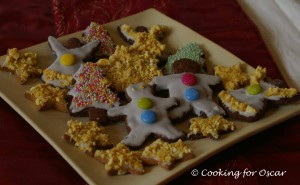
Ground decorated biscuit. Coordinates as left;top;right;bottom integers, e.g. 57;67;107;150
82;22;116;57
218;66;300;122
63;120;113;155
107;82;184;148
94;143;144;175
150;73;225;121
1;48;43;84
25;83;68;112
165;42;206;74
188;115;236;140
64;38;82;49
68;62;120;124
97;24;166;92
141;139;195;170
214;63;250;90
118;24;166;46
41;36;99;88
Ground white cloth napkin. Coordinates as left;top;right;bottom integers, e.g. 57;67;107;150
237;0;300;90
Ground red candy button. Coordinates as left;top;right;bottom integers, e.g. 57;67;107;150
181;73;197;86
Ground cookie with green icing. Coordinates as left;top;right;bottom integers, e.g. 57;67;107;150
165;43;206;74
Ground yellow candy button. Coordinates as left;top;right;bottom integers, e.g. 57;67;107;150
60;53;76;66
137;97;153;109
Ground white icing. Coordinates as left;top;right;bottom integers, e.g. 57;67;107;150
266;95;283;101
150;73;225;119
223;81;278;117
41;36;99;88
107;82;183;147
119;25;135;43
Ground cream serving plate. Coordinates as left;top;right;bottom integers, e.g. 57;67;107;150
1;8;300;185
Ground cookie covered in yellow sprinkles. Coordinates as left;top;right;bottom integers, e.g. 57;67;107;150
97;24;167;92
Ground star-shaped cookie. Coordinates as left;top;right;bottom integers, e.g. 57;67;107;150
141;139;195;170
94;143;144;175
25;83;68;112
188;115;236;140
63;120;113;155
1;48;43;84
41;36;99;88
97;24;167;92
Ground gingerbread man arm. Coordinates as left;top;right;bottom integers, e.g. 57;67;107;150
155;97;178;110
107;105;127;117
70;40;99;59
195;74;220;99
150;74;179;90
48;36;66;54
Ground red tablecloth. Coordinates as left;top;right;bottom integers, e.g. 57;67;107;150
0;0;299;184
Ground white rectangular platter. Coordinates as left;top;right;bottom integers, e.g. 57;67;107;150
1;8;300;185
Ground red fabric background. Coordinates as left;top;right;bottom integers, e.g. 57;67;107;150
0;0;299;184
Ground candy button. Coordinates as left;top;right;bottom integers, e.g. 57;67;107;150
246;84;263;95
137;97;153;109
60;53;76;66
181;73;197;86
141;110;157;124
184;88;200;101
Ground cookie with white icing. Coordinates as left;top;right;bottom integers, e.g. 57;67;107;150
150;73;225;121
107;82;184;148
264;86;300;105
82;22;116;58
68;62;120;125
218;66;300;122
41;36;99;88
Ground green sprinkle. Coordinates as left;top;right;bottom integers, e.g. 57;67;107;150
165;43;205;73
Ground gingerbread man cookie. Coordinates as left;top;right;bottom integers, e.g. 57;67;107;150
150;73;225;120
107;82;184;148
218;66;300;122
42;36;99;88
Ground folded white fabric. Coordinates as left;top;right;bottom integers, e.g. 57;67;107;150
237;0;300;90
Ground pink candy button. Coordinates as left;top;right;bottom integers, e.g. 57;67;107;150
181;73;197;86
